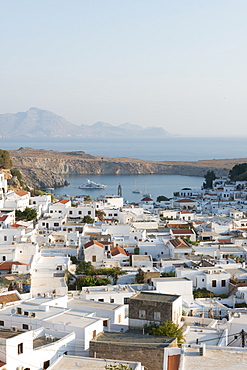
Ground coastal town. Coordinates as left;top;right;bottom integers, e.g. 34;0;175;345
1;162;247;370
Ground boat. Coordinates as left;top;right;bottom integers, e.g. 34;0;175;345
132;189;142;194
78;179;107;189
132;181;142;194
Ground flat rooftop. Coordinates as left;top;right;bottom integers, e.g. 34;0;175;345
68;298;122;311
91;331;175;348
131;292;180;303
183;347;247;369
33;335;60;349
0;328;23;339
49;355;140;370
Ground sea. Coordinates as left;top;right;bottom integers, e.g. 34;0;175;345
1;136;246;202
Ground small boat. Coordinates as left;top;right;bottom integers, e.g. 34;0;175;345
78;179;107;189
132;181;142;194
132;189;142;194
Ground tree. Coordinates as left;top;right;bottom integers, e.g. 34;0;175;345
84;195;92;202
156;195;169;202
107;267;127;285
203;170;216;189
95;209;106;221
74;276;111;289
148;320;184;344
0;149;12;169
82;215;94;224
229;163;247;181
15;207;37;221
75;261;95;275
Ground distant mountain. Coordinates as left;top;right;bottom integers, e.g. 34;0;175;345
0;108;170;138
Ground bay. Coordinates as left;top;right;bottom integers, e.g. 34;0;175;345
53;174;203;202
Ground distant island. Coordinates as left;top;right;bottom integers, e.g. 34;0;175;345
0;107;170;138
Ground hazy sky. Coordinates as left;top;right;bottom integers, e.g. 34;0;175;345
1;0;246;136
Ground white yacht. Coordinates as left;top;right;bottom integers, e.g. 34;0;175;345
78;179;107;189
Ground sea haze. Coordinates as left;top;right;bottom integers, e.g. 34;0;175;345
1;136;247;161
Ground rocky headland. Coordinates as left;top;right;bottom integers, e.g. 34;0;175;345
9;147;247;190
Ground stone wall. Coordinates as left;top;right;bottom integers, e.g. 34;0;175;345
90;341;166;370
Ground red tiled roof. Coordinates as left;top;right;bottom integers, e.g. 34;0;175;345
218;238;232;244
141;197;153;201
167;223;189;229
171;229;194;235
170;238;191;248
111;247;128;256
10;223;27;228
84;240;104;249
0;361;6;367
0;215;8;221
174;199;196;203
59;199;69;204
0;293;20;305
15;190;29;197
180;210;192;214
0;261;28;270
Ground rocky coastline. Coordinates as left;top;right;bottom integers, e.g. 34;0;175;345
9;147;246;190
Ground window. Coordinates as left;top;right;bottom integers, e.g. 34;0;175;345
4;236;7;241
221;280;226;287
114;213;118;217
2;256;6;261
103;320;108;327
110;298;114;303
79;211;82;215
18;342;23;354
0;321;4;326
109;213;112;217
50;210;53;213
17;307;22;314
139;310;146;319
92;255;96;262
98;298;104;302
154;311;161;321
212;280;217;287
202;279;204;282
24;311;29;316
124;297;129;304
88;211;91;215
23;324;28;330
92;330;97;338
42;222;45;226
43;360;50;369
69;211;72;215
54;222;59;227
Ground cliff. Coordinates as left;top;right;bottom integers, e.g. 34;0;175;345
9;147;246;190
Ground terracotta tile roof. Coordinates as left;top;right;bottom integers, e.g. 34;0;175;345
84;240;104;249
10;223;27;228
141;197;153;202
0;361;6;367
111;247;128;256
174;199;196;203
180;210;192;214
218;238;232;244
167;223;189;229
15;190;29;197
0;293;20;305
170;238;191;248
0;215;8;221
171;229;194;235
0;261;28;270
59;199;69;204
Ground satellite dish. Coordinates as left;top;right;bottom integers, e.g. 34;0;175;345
11;308;16;314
